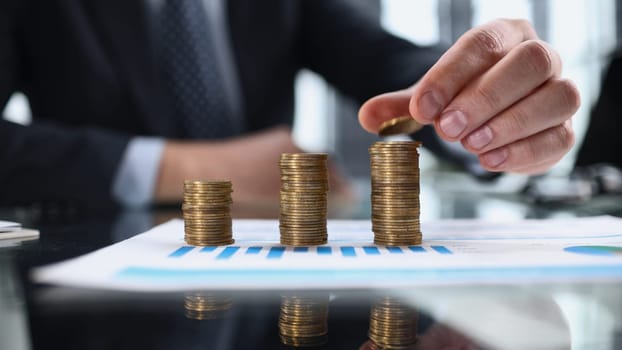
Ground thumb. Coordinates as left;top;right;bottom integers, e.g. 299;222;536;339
358;88;414;134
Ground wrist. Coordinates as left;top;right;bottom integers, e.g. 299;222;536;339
154;141;188;203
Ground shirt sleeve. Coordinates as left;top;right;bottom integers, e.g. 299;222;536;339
112;137;165;207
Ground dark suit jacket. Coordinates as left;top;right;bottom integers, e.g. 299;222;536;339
0;0;441;209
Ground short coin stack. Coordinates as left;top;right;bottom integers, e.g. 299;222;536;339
279;294;330;347
368;297;418;349
182;180;234;246
369;141;422;246
184;292;233;320
279;153;329;246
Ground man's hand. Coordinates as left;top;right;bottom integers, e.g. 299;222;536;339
359;19;580;174
155;126;352;208
155;126;299;205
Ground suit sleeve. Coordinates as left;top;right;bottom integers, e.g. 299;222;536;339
575;50;622;168
0;2;131;210
299;0;444;102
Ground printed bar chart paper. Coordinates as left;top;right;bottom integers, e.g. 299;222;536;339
32;217;622;291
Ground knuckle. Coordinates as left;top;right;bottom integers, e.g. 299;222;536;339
561;122;576;149
501;18;538;40
504;106;530;134
513;18;536;35
523;138;541;164
521;40;554;77
469;28;505;60
556;79;581;112
513;18;532;28
475;85;503;111
549;123;575;152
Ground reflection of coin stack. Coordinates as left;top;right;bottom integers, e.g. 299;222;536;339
368;297;418;349
184;292;233;320
369;141;422;246
279;294;329;347
279;153;329;246
182;180;234;246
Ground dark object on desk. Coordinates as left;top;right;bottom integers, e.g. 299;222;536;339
522;175;593;204
573;163;622;195
523;163;622;204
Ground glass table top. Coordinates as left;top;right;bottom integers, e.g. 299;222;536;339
2;171;622;350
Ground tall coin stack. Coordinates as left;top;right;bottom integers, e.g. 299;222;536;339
369;141;422;246
368;297;418;349
182;180;234;246
279;294;330;347
279;153;329;246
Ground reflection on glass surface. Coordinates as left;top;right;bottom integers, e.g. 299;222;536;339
1;168;622;349
184;292;233;320
367;296;418;350
279;293;330;347
0;256;30;350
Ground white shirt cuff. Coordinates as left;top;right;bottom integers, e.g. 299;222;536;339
112;137;165;208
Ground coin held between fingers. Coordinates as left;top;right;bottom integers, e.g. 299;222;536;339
378;116;424;136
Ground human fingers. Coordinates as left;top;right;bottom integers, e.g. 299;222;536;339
461;78;579;154
358;340;374;350
409;19;538;124
358;88;413;133
433;39;562;141
478;119;575;173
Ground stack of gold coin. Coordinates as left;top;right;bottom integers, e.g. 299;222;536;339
368;297;418;349
279;294;329;347
279;153;329;246
184;292;233;320
369;141;422;246
182;180;234;246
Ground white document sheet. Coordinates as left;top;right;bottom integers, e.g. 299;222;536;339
32;216;622;291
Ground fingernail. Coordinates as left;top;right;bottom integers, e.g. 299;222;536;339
466;126;493;150
483;148;508;167
439;110;467;138
419;91;441;120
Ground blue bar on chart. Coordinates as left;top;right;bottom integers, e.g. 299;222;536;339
340;246;356;257
317;247;332;255
169;246;194;258
267;246;286;259
431;246;453;255
363;246;380;255
200;246;217;253
246;246;262;255
386;247;403;254
293;247;309;253
216;246;240;260
408;246;426;253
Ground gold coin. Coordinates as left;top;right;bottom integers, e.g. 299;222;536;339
369;141;424;248
182;179;234;247
370;140;423;148
279;153;330;246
